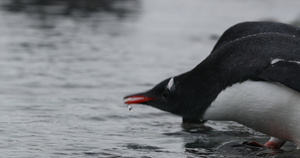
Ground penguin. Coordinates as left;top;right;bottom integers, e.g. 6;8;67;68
185;21;300;127
123;21;300;149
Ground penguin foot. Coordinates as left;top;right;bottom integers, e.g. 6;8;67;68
243;141;265;147
243;137;286;149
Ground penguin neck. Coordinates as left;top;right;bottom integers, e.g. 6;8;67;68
180;67;228;119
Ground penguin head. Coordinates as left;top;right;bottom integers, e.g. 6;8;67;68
124;74;209;119
124;77;184;116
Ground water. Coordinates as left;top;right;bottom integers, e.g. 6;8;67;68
0;0;300;157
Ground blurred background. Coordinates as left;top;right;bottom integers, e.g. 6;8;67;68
0;0;300;157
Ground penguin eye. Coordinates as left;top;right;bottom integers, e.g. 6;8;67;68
162;90;170;99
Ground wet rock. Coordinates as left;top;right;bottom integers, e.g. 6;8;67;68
275;150;300;158
217;141;284;157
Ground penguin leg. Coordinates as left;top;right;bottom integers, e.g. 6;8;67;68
244;137;285;149
181;118;206;130
182;118;206;124
264;137;286;149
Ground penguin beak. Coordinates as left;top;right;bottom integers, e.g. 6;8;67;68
123;94;156;104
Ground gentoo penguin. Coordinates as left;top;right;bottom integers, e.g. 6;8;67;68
186;21;300;127
124;21;300;149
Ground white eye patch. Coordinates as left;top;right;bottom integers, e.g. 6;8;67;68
167;77;175;91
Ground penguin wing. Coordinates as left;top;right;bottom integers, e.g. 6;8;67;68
259;60;300;92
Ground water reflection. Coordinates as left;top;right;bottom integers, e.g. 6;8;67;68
0;0;141;41
0;0;141;99
2;0;140;18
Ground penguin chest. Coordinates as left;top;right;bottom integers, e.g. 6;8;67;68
203;80;300;143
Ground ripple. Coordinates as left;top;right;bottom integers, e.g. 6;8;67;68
86;116;106;122
126;143;161;151
185;139;220;149
84;151;122;157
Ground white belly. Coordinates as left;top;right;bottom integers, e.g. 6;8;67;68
203;80;300;146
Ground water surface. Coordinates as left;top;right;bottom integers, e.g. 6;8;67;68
0;0;300;157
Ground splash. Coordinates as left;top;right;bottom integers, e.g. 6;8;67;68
126;104;134;117
127;105;133;112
